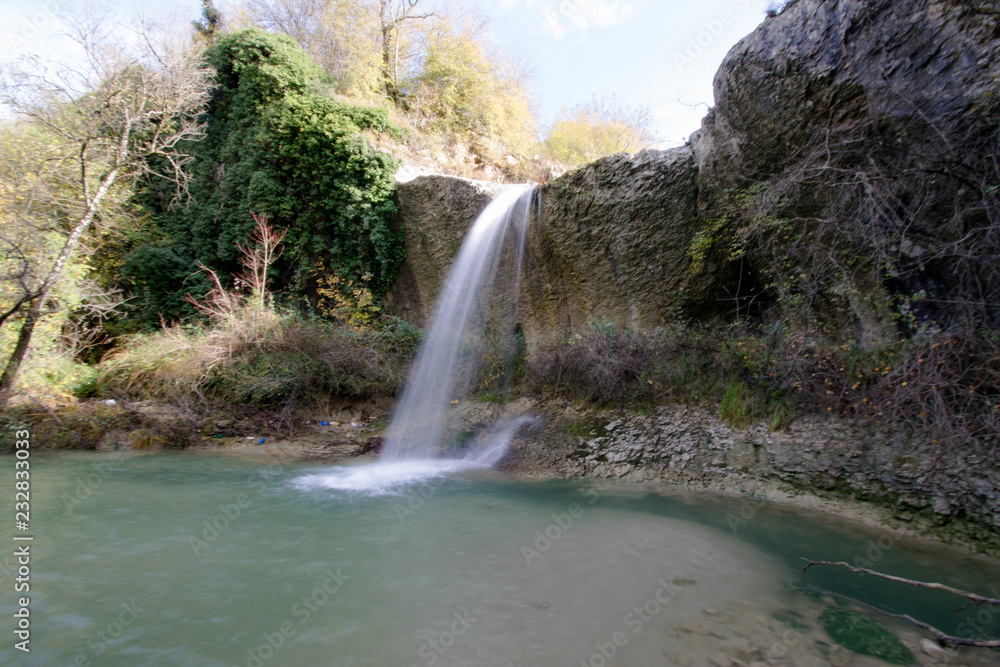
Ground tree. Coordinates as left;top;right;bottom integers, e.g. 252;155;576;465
377;0;432;103
126;29;402;324
193;0;224;42
235;0;431;103
230;0;538;160
0;13;211;409
409;16;536;158
546;95;657;166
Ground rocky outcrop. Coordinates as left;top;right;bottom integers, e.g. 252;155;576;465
478;397;1000;554
382;175;509;328
386;150;705;337
692;0;1000;330
520;147;703;343
694;0;1000;189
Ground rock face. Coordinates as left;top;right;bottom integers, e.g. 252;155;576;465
693;0;1000;330
382;175;509;328
520;147;702;344
695;0;1000;188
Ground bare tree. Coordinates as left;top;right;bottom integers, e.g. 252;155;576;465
0;11;212;409
378;0;432;102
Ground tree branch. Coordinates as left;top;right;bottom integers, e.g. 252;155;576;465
802;559;1000;649
801;559;1000;606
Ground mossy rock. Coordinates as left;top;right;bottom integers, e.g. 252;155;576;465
819;607;915;665
562;414;610;438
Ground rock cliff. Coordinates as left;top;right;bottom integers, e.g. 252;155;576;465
519;147;703;344
382;175;508;328
381;0;1000;549
389;0;1000;336
692;0;1000;333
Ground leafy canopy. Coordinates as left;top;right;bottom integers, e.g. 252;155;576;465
127;29;402;325
546;96;656;166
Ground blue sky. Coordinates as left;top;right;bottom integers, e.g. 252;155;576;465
0;0;774;146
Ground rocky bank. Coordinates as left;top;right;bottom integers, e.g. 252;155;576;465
379;0;1000;551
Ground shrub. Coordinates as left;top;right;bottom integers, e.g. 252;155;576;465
529;320;1000;446
97;312;419;426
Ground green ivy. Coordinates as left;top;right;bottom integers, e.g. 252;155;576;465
126;29;402;324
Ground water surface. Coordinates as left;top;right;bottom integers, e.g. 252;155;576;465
2;451;998;666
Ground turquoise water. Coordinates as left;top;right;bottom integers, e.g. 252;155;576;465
2;451;998;666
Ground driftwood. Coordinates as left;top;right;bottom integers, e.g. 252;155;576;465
802;559;1000;649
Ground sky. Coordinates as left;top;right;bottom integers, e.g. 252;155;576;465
0;0;776;147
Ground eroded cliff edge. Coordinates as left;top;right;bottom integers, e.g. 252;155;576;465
384;0;1000;552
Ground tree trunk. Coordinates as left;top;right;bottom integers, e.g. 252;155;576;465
0;164;120;412
381;23;398;104
0;297;43;409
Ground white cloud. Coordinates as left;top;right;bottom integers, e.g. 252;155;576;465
509;0;635;38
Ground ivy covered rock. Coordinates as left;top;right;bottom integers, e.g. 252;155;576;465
125;29;402;324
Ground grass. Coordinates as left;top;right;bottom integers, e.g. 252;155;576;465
92;308;421;433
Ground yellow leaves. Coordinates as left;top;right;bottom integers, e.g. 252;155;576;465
545;98;655;166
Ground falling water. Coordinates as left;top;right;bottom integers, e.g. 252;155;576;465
295;185;537;494
382;185;536;461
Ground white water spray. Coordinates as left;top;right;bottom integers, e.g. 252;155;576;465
382;185;535;461
294;186;539;494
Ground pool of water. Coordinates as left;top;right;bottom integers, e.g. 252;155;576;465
2;451;998;666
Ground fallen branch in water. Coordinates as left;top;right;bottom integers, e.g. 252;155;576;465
802;559;1000;649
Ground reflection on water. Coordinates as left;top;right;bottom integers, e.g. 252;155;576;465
2;451;997;666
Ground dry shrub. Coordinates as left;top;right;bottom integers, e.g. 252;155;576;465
96;312;420;431
530;321;1000;455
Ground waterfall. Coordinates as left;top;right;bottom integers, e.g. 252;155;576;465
382;185;535;462
294;185;538;494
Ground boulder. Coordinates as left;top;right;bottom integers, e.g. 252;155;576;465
382;175;510;328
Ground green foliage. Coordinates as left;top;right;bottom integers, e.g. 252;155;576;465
409;18;536;159
819;607;914;664
128;29;402;323
545;96;656;167
718;379;755;428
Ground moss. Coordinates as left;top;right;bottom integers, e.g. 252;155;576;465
819;607;914;665
562;413;610;438
668;578;697;586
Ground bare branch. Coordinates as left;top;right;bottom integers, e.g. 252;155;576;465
801;559;1000;606
801;559;1000;649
